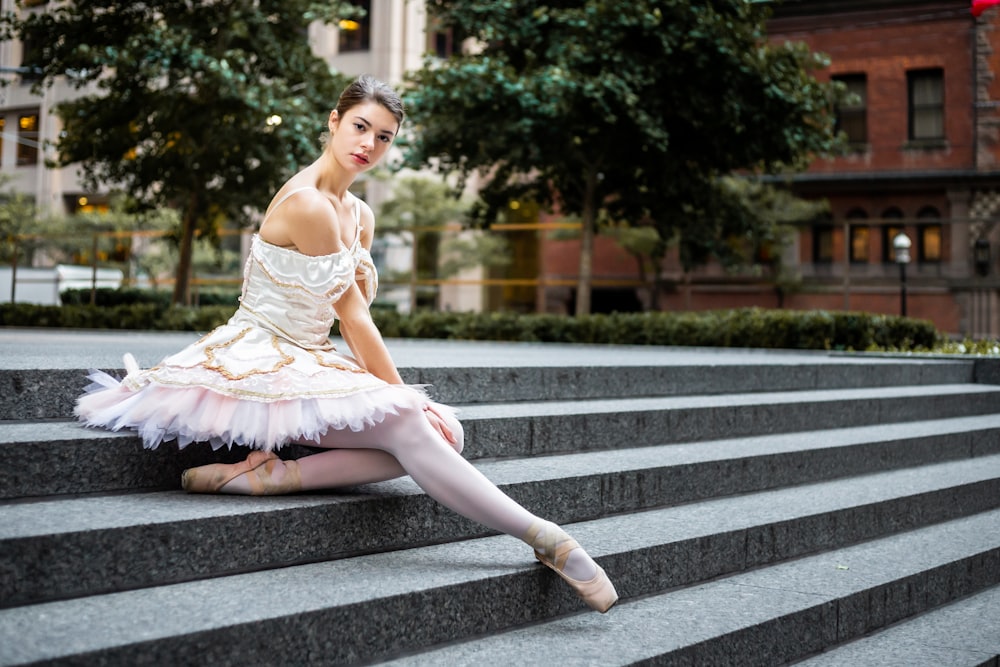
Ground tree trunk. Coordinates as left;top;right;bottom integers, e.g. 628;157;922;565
172;196;199;306
575;170;598;317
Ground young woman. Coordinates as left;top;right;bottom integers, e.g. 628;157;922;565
76;74;618;613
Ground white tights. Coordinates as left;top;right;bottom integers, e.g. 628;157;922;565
221;406;596;581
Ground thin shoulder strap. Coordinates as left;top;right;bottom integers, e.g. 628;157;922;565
351;196;363;246
263;186;319;223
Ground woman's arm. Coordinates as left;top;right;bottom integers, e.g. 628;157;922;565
335;283;403;384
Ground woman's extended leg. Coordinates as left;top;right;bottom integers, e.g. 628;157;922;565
184;407;617;611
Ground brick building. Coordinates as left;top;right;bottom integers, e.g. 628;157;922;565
536;0;1000;336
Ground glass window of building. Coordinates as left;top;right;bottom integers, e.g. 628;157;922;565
833;74;867;144
908;69;944;140
847;208;869;263
338;1;371;53
813;224;834;263
917;206;942;262
881;208;905;263
17;113;38;166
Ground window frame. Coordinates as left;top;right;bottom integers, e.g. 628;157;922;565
907;68;945;141
833;73;868;145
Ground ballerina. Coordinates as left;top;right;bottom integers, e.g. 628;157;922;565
76;74;618;613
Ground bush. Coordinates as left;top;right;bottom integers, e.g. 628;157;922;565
0;302;942;352
60;287;173;308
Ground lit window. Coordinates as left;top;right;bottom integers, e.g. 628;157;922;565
834;74;867;144
908;69;944;140
338;1;370;53
917;207;942;263
881;207;904;263
847;208;869;263
17;113;38;166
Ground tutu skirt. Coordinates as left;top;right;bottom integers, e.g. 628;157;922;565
75;322;440;452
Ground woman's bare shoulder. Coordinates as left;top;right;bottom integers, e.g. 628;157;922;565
261;188;341;255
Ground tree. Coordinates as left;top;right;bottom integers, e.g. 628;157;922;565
2;0;353;304
402;0;847;315
0;174;37;264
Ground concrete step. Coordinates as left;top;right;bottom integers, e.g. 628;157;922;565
793;585;1000;666
460;383;1000;457
0;356;977;420
3;472;998;667
4;417;1000;607
4;384;999;499
378;510;1000;667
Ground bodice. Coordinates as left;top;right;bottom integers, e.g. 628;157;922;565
232;234;378;350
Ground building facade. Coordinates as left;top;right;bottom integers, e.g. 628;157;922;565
536;0;1000;336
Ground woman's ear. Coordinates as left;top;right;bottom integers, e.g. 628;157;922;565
328;110;339;134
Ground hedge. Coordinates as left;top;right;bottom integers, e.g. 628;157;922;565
0;302;941;351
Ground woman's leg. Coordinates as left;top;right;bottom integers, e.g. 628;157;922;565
220;410;464;492
195;407;617;610
307;409;605;589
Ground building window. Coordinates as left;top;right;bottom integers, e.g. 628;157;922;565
17;113;39;166
813;224;834;263
881;208;904;263
338;1;370;53
908;69;944;140
833;74;867;144
847;208;869;263
427;15;468;59
917;206;942;263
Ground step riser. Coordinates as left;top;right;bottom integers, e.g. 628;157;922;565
0;361;977;420
8;393;996;499
466;392;1000;458
5;444;998;609
0;437;319;500
24;523;1000;666
641;550;1000;667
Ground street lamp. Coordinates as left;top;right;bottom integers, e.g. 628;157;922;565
893;232;912;317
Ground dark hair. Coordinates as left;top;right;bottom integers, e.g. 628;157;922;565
336;74;405;126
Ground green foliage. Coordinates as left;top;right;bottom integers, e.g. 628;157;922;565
403;0;847;311
0;302;232;330
1;301;940;352
2;0;352;303
60;286;239;308
360;307;939;351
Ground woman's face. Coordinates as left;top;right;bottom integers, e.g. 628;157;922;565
328;100;399;172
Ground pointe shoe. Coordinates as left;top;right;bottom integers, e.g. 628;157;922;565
525;521;619;613
181;450;298;495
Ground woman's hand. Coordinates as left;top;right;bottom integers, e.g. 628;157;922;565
423;403;456;445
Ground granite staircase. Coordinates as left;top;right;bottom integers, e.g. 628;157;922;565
1;339;1000;666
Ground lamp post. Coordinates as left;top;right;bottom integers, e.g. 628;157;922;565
893;232;912;317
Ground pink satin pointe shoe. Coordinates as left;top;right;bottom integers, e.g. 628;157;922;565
181;450;301;495
525;521;619;613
